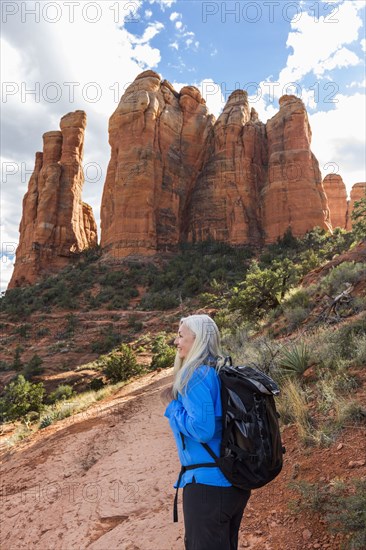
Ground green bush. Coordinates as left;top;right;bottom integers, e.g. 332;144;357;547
127;315;143;332
351;196;366;242
335;317;366;359
150;334;176;370
320;262;366;295
48;384;75;404
91;326;122;354
36;326;50;338
140;291;180;310
15;323;32;338
229;259;300;322
24;354;44;379
39;415;53;429
12;346;23;371
89;377;105;391
0;375;45;422
290;479;366;549
283;305;310;330
103;345;141;383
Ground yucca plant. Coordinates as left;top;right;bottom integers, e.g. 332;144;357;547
279;342;310;378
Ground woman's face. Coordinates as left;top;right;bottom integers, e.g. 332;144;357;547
174;323;195;360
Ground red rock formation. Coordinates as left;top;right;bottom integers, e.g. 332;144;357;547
9;111;97;288
323;174;348;229
346;182;366;230
101;80;334;255
262;95;332;242
186;93;267;245
100;71;214;257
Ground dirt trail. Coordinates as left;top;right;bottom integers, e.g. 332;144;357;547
1;368;362;549
1;369;185;550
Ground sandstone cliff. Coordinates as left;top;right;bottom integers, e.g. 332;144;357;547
186;92;267;245
262;95;332;242
100;77;333;255
9;111;97;288
346;182;366;230
323;174;348;229
100;71;214;257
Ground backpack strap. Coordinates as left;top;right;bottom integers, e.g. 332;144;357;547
173;462;217;522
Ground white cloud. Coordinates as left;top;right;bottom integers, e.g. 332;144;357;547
314;47;360;77
310;93;366;192
149;0;176;10
130;44;161;67
186;39;193;47
347;78;366;88
277;1;363;87
210;48;218;57
127;21;164;45
170;12;181;21
144;9;153;19
361;38;366;52
169;41;179;50
198;79;225;118
175;20;183;30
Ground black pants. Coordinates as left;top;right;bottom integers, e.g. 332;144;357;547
182;480;251;550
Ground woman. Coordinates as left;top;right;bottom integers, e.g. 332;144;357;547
163;314;251;550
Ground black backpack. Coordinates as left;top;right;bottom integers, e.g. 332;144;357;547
173;357;285;522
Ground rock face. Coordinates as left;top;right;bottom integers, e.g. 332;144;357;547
186;92;267;245
100;71;214;257
100;78;333;255
323;174;348;229
9;111;97;288
346;182;366;230
262;95;332;242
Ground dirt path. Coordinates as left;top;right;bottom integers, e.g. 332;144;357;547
1;367;362;549
1;369;185;550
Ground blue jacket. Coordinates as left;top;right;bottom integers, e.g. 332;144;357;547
164;362;232;488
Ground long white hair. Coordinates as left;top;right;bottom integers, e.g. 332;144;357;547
172;314;224;398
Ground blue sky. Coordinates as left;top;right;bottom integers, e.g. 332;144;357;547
1;0;365;291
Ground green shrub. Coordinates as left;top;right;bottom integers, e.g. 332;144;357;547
283;306;310;330
150;334;176;370
325;479;366;548
39;415;53;429
103;345;141;383
0;375;45;422
24;354;44;379
91;325;122;354
283;289;310;309
15;323;32;338
335;317;366;360
351;195;366;242
290;479;366;549
12;346;23;371
140;291;180;310
89;377;105;391
36;326;50;337
48;384;75;404
0;360;9;372
321;262;366;295
127;315;143;332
